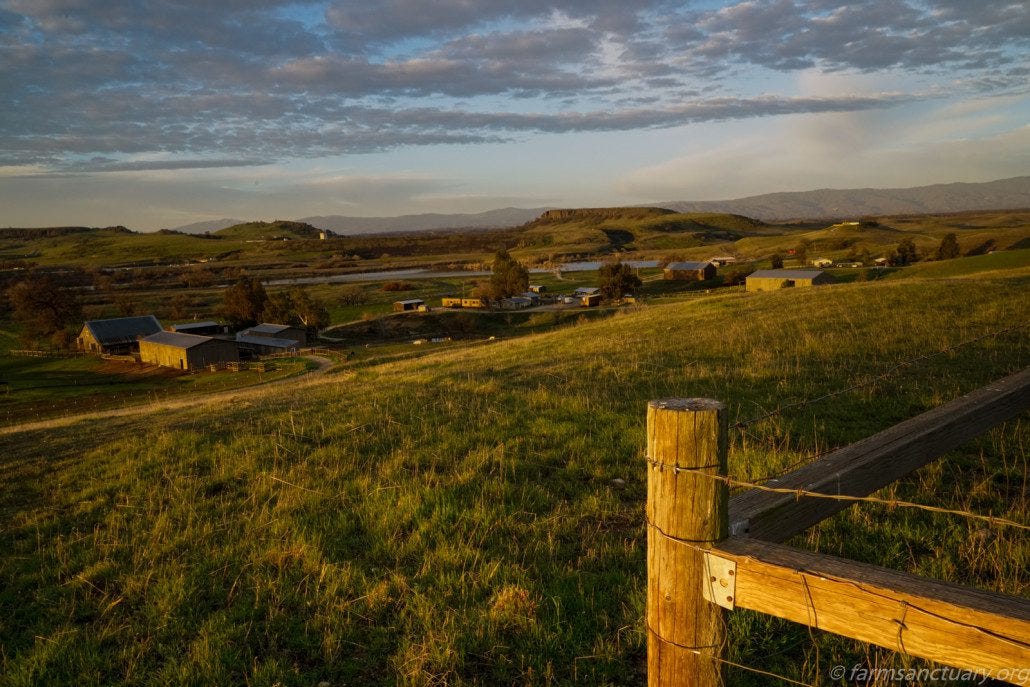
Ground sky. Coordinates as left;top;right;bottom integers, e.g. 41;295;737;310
0;0;1028;230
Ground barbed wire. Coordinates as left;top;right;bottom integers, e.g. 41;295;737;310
646;624;817;687
644;456;1030;532
734;322;1028;429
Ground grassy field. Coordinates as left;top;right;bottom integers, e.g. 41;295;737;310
0;256;1026;685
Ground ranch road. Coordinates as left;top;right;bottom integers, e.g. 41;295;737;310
0;355;335;436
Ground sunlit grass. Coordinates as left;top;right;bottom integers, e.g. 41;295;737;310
0;272;1027;685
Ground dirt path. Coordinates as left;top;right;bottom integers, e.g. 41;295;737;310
0;356;336;436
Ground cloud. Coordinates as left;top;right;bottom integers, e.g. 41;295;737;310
0;0;1027;229
666;0;1029;75
617;106;1030;200
56;158;272;173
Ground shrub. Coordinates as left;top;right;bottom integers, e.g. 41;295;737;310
381;281;413;292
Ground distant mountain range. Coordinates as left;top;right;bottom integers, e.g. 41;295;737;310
661;176;1030;221
163;176;1030;234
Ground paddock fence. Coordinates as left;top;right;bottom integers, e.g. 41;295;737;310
645;366;1030;686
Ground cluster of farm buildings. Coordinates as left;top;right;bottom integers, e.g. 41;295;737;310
392;264;836;313
75;316;309;371
75;265;836;370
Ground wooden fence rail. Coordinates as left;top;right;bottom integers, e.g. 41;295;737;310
646;368;1030;686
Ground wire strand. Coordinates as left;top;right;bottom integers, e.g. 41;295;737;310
645;456;1030;532
647;621;818;687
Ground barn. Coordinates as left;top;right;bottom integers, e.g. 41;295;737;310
664;261;717;281
393;298;424;312
746;269;834;292
139;331;239;370
238;323;307;347
77;315;163;355
581;293;602;307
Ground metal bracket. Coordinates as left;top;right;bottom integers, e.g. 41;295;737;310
729;518;750;536
702;552;737;610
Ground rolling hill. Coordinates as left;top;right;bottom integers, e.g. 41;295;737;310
1;260;1026;684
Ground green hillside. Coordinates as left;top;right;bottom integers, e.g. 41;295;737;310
1;210;1027;273
1;266;1026;684
213;220;323;240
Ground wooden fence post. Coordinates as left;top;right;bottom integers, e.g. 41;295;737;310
647;398;729;687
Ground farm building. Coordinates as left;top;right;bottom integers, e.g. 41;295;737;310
77;315;163;355
811;258;833;268
709;256;737;266
574;287;600;297
238;323;307;347
519;291;541;304
581;293;602;307
460;297;488;309
170;321;227;336
501;296;533;309
528;285;547;293
393;299;424;312
139;331;238;371
664;261;716;281
235;334;300;356
746;269;834;292
441;297;463;308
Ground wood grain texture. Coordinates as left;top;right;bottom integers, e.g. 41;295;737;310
730;367;1030;541
711;537;1030;684
647;398;728;687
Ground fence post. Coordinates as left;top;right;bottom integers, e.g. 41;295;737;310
646;398;729;687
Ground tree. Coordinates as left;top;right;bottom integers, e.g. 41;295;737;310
489;248;528;298
169;293;190;320
770;253;785;269
222;276;267;328
291;288;330;332
262;291;296;325
338;284;367;306
936;233;960;260
891;238;919;266
598;261;642;300
794;239;811;266
5;273;82;347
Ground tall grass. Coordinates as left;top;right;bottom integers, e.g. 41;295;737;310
1;272;1026;685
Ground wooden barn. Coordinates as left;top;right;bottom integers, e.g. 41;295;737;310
746;269;834;292
664;261;716;281
170;321;228;336
581;293;602;307
139;331;239;371
393;298;424;312
238;323;307;347
77;315;163;355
